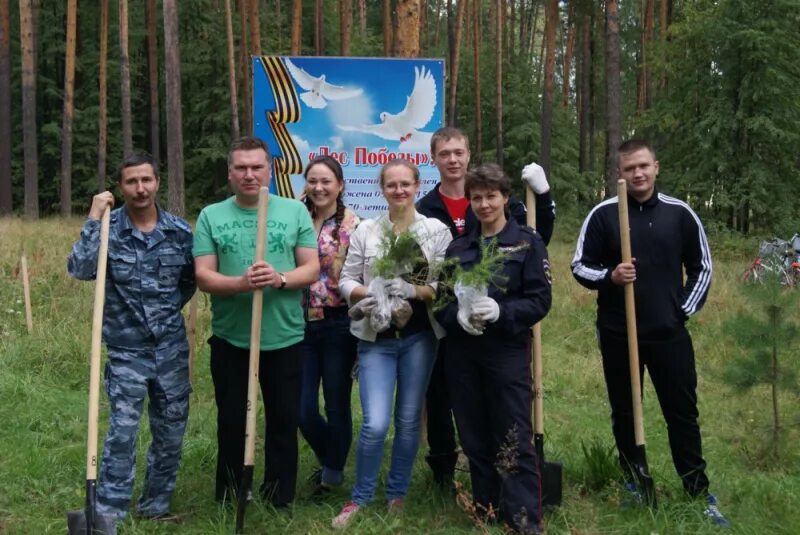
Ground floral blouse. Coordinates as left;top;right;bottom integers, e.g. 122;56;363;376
306;207;360;321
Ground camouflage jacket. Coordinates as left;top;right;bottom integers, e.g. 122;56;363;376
68;205;196;350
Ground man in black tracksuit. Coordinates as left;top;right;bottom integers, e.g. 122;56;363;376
571;139;728;526
416;126;555;487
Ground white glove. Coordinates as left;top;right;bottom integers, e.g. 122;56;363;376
384;278;416;299
458;309;484;336
521;162;550;194
471;297;500;323
349;296;378;320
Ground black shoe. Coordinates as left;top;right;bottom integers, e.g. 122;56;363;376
425;452;458;488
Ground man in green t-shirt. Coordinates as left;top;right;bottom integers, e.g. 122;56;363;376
194;136;319;507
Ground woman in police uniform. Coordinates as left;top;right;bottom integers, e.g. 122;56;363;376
435;164;552;535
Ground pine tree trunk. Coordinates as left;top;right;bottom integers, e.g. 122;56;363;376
59;0;77;216
250;0;261;55
419;0;427;54
291;0;302;54
578;11;592;173
659;0;669;91
340;0;352;56
433;0;443;50
239;0;252;135
359;0;367;33
98;0;109;191
119;0;133;157
225;0;240;139
146;0;160;161
447;0;466;125
395;0;420;57
315;0;324;55
604;0;621;197
562;0;576;107
19;0;38;218
540;0;557;177
637;0;654;112
0;0;12;214
163;0;185;216
472;0;482;159
495;0;503;166
383;0;393;56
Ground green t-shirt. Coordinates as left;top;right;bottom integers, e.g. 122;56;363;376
193;195;316;350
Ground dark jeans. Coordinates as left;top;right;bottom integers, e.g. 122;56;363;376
425;339;457;456
598;327;709;496
298;312;357;482
446;342;541;530
209;336;304;506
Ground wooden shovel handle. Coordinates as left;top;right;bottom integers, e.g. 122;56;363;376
617;180;646;447
21;255;33;333
526;189;545;435
244;187;269;466
87;206;111;479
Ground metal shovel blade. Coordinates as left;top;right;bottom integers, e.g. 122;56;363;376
67;480;117;535
67;509;117;535
535;433;563;507
633;445;657;508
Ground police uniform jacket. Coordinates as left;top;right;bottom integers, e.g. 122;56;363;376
435;218;552;354
68;205;196;350
571;190;712;340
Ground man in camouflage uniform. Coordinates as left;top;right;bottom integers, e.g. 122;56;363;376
68;153;196;521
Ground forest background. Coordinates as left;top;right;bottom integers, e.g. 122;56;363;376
1;0;799;233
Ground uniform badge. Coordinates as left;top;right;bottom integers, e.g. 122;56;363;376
542;258;553;285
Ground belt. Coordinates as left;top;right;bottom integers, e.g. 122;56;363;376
375;325;427;340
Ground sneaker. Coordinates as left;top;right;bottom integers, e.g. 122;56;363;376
386;498;404;513
621;482;643;507
703;495;731;528
332;501;360;529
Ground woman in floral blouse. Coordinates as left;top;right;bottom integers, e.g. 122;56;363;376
299;155;361;494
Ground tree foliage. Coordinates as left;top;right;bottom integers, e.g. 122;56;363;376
2;0;798;233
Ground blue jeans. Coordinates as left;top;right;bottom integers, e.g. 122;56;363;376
351;330;437;505
298;313;358;485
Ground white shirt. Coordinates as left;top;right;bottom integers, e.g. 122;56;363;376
339;212;452;341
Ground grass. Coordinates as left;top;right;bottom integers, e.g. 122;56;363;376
1;216;799;534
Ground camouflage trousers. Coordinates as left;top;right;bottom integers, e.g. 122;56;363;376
96;344;191;520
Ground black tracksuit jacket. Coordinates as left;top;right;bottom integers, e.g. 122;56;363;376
571;190;712;340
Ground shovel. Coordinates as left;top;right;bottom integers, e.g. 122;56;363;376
235;186;269;533
67;206;117;534
526;189;563;507
617;180;656;507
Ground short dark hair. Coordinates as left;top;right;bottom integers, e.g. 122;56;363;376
116;153;159;182
618;139;655;158
430;126;469;155
228;136;271;165
379;158;420;187
464;163;511;198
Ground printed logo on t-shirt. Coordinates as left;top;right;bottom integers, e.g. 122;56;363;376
453;217;466;234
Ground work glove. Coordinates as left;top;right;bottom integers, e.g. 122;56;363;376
390;299;413;328
384;277;416;299
458;308;484;336
349;296;378;321
471;296;500;323
521;162;550;194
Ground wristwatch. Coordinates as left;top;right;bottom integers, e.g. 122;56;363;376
278;272;287;289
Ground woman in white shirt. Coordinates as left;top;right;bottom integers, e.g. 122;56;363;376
332;159;451;528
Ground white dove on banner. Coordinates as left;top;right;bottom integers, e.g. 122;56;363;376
337;66;437;144
284;58;363;109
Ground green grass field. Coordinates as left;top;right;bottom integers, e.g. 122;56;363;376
1;217;798;534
